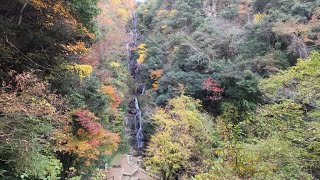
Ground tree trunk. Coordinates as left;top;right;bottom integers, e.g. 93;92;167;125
18;0;28;26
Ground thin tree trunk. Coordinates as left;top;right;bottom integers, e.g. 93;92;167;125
18;0;28;26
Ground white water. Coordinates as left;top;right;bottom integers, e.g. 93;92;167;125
134;96;143;148
127;11;144;149
140;85;145;95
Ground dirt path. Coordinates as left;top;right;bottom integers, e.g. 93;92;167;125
106;154;158;180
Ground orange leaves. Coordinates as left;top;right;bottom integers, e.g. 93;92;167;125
54;110;120;160
89;0;134;66
62;42;89;55
150;69;164;80
101;85;121;110
238;0;251;15
0;72;66;118
149;69;163;90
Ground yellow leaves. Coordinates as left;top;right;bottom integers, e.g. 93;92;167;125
116;8;130;19
44;21;54;27
110;61;121;68
76;141;92;152
161;24;168;33
253;13;265;24
146;95;214;177
30;0;75;27
156;9;177;18
53;2;69;18
31;97;55;115
86;32;96;40
137;43;147;64
101;0;134;25
65;63;93;80
44;14;54;27
111;0;122;4
169;10;177;17
149;69;163;90
30;0;49;9
156;9;168;17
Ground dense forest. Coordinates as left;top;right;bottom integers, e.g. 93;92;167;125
0;0;320;179
0;0;134;179
137;0;320;179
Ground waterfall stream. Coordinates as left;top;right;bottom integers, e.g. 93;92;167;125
127;11;144;150
134;96;143;148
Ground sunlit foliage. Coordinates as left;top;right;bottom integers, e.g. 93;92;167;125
137;43;147;64
65;63;93;80
101;85;121;110
55;110;120;160
149;69;163;90
145;95;217;178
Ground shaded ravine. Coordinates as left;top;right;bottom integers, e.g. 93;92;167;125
106;11;158;180
126;11;144;154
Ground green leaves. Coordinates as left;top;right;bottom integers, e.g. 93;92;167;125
145;95;217;178
260;51;320;104
136;0;320;178
242;51;320;177
15;151;62;180
67;0;100;33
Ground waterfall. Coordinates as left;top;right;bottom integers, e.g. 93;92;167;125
134;96;144;148
127;11;144;150
140;85;145;95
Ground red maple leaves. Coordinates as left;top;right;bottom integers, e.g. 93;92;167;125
202;77;224;100
74;110;102;135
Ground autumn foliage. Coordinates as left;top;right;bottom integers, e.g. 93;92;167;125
101;85;122;110
75;110;102;135
202;77;223;100
149;69;164;90
0;71;66;118
0;0;132;178
137;44;147;64
55;110;120;160
87;0;135;66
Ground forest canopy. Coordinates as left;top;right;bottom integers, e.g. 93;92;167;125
0;0;320;179
0;0;134;179
136;0;320;179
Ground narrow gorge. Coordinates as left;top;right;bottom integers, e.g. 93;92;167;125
106;10;157;180
1;0;320;179
127;11;145;153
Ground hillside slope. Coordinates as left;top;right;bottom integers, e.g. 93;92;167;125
135;0;320;179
